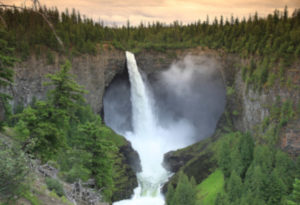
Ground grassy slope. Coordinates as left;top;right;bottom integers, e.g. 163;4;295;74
196;169;224;205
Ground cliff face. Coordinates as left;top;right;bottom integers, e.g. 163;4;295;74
11;49;174;113
231;66;300;157
12;48;125;113
11;47;300;158
11;47;224;113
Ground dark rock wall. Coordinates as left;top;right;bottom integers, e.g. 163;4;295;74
11;48;125;113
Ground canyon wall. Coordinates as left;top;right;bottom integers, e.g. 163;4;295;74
10;47;300;157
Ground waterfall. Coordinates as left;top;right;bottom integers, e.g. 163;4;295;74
126;51;156;137
113;51;196;205
113;52;168;205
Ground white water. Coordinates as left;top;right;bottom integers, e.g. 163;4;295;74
113;52;195;205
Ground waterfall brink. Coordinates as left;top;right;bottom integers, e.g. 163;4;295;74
113;51;195;205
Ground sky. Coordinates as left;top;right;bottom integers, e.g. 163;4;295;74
4;0;300;26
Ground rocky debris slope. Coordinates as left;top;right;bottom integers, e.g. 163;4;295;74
36;162;108;205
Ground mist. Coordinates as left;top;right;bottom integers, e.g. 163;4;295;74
151;55;226;141
104;55;225;142
104;53;226;204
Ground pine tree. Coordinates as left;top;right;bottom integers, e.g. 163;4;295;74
244;165;266;201
0;139;29;199
0;28;16;129
294;156;300;180
14;101;66;162
227;171;242;202
45;60;87;117
79;116;117;201
287;178;300;204
265;169;286;204
239;132;254;177
275;150;295;192
218;139;231;177
170;172;197;205
166;183;175;205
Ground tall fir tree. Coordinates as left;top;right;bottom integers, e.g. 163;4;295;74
0;28;16;129
79;116;117;201
167;172;197;205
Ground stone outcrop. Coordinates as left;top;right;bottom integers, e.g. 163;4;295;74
36;162;107;205
11;48;125;114
162;137;217;193
119;141;141;173
231;63;300;156
38;163;59;179
112;141;140;202
10;47;224;114
67;180;106;205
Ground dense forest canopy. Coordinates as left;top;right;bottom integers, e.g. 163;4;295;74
1;5;299;90
0;6;299;58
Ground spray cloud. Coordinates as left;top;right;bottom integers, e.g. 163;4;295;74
104;53;226;205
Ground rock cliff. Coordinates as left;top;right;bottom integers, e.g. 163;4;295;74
11;48;125;113
9;47;300;200
10;47;224;114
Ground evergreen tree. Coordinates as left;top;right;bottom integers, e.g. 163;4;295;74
0;139;29;199
275;150;295;192
215;193;230;205
227;171;243;202
239;132;254;177
0;28;16;129
230;147;243;177
79;116;117;201
218;139;231;177
265;169;286;204
166;183;175;205
287;178;300;205
295;156;300;179
168;172;197;205
45;60;86;117
14;101;66;161
244;165;265;200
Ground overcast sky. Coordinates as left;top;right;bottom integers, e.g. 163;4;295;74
4;0;300;26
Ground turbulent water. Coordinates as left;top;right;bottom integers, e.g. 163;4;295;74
113;52;195;205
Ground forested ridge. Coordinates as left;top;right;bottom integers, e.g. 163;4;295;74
1;6;300;90
1;6;300;57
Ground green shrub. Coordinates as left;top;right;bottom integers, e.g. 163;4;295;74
45;177;64;197
266;72;276;87
22;191;41;205
46;51;55;64
196;170;224;205
63;164;91;183
226;86;235;96
0;140;29;199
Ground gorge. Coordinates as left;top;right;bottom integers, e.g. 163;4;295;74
104;51;225;204
3;46;300;204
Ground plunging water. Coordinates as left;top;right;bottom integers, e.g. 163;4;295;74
113;52;195;205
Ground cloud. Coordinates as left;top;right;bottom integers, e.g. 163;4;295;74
4;0;300;25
